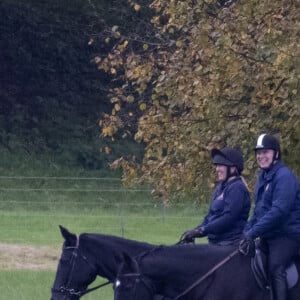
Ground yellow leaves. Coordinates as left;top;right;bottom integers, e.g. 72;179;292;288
118;40;129;52
102;126;114;137
105;146;111;154
111;25;121;38
126;64;153;84
126;95;135;103
97;0;300;201
168;27;175;34
139;103;147;111
194;64;203;72
114;103;121;111
176;40;183;47
128;1;142;12
99;114;122;137
111;97;119;103
209;182;215;189
153;100;160;107
274;53;287;66
242;169;251;176
94;56;101;64
99;146;111;155
109;157;123;170
134;4;141;11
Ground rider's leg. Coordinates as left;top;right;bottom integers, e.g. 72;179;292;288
267;238;299;300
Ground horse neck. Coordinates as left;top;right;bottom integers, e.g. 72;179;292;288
80;233;155;281
139;245;236;295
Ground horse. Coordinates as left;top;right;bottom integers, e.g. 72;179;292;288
114;243;300;300
50;225;169;300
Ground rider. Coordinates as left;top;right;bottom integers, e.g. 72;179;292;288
241;133;300;300
181;147;250;246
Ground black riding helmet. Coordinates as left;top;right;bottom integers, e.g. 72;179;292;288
254;133;281;159
211;147;244;173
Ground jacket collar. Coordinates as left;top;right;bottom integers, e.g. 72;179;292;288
220;176;241;189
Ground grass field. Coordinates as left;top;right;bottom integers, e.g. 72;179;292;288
0;151;209;299
0;208;205;300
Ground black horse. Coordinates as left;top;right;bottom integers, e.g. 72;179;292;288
50;226;168;300
114;243;300;300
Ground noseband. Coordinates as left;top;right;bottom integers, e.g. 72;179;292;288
52;236;110;298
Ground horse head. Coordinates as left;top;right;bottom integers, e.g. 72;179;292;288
114;252;156;300
50;226;99;300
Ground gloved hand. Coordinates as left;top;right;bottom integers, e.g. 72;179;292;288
239;235;255;257
180;227;206;244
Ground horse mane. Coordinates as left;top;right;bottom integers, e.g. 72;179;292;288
139;243;235;258
79;232;155;248
134;242;239;273
137;245;165;261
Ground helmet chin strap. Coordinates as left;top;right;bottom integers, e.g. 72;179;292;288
269;151;279;169
274;151;279;161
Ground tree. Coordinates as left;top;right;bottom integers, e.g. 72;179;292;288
96;0;300;201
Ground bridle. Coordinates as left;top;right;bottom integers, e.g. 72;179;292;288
52;235;110;298
114;272;155;300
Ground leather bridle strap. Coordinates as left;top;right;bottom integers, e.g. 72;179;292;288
173;248;240;300
52;280;111;298
79;280;111;297
52;237;111;298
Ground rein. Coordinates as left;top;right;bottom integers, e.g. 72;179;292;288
173;248;240;300
52;235;111;298
52;281;111;297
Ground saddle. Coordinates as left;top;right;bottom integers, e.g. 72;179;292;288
251;248;298;291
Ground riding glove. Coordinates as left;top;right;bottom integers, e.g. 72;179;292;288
181;227;206;243
239;236;255;257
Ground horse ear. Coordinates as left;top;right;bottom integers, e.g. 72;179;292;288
59;225;77;245
59;225;69;238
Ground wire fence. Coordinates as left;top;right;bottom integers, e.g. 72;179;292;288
0;176;207;244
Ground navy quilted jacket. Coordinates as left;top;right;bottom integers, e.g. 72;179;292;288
199;176;250;244
244;160;300;240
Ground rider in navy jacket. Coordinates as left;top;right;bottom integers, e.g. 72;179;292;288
242;134;300;300
182;147;250;245
200;176;250;244
244;160;300;240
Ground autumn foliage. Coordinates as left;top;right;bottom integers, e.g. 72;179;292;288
96;0;300;201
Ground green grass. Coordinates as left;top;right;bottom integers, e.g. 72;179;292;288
0;150;208;299
0;205;205;300
0;207;204;245
0;271;114;299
